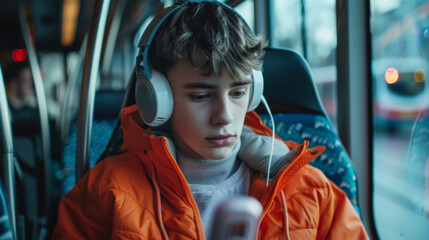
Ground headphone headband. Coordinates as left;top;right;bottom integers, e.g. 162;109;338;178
137;4;183;80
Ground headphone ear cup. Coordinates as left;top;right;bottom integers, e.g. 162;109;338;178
135;70;174;126
248;69;264;111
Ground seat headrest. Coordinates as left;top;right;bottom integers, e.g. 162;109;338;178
260;47;325;115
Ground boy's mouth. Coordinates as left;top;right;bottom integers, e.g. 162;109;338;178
205;135;235;146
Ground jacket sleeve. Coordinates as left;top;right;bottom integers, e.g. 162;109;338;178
51;170;113;240
319;180;370;240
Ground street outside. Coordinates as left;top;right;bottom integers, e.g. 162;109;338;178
373;130;429;239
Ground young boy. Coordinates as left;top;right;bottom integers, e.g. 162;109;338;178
53;1;369;239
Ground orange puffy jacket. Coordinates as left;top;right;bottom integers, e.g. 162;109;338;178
52;105;369;239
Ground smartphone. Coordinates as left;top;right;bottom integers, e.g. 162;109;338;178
210;196;263;240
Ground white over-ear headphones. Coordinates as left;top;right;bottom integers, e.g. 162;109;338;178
135;0;264;127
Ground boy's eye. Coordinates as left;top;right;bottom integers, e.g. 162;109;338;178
189;93;210;102
230;89;247;99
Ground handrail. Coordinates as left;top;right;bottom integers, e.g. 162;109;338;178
18;0;52;235
101;0;126;76
59;36;87;140
0;66;17;240
76;0;111;180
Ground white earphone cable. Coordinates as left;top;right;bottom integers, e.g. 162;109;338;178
260;96;275;188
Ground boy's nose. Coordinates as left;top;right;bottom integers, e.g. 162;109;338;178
212;97;233;125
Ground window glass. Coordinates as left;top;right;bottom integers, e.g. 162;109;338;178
271;0;337;128
371;0;429;239
271;0;303;53
234;0;254;32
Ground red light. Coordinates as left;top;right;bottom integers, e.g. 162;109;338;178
385;67;399;84
12;49;27;62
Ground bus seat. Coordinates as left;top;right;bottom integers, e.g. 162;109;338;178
96;73;137;163
96;47;361;216
60;89;125;195
259;114;359;213
0;183;13;240
13;137;39;236
258;47;360;215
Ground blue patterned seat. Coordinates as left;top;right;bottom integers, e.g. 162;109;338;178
257;47;360;216
60;120;117;195
60;89;124;195
0;183;13;240
259;113;359;214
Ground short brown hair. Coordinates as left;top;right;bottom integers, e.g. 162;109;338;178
149;1;266;80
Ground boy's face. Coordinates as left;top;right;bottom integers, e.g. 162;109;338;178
167;58;251;160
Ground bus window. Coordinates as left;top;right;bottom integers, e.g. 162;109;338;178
234;0;254;32
371;0;429;239
270;0;338;129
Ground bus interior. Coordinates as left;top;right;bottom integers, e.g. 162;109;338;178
1;0;429;239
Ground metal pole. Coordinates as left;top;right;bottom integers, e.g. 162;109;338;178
76;0;111;180
254;0;269;38
336;0;378;239
101;0;126;76
300;0;307;59
0;66;17;240
59;36;87;140
17;0;52;234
